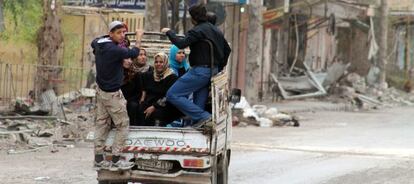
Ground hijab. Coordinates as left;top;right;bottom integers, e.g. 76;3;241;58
169;45;190;75
124;49;150;82
153;52;175;82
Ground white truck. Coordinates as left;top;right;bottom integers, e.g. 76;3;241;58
97;32;240;184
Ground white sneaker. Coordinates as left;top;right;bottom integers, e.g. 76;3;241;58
94;160;112;170
110;160;134;171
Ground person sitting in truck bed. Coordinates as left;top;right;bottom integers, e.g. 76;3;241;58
141;52;183;126
121;48;153;126
169;45;189;78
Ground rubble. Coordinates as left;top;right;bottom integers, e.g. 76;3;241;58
14;97;48;116
258;118;273;127
232;97;300;127
59;88;96;113
323;62;350;88
269;61;328;101
0;111;95;152
34;176;51;181
327;68;414;110
0;87;97;152
343;73;367;94
39;89;67;119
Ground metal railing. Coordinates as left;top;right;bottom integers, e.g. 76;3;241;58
0;62;90;107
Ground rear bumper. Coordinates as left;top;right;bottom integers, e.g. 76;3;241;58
97;170;211;184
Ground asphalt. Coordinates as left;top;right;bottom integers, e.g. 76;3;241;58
229;106;414;184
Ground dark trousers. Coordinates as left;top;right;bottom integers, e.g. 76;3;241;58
142;104;183;126
126;100;144;126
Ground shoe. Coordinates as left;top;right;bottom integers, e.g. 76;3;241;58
110;159;134;171
192;117;216;134
94;160;112;170
192;117;212;128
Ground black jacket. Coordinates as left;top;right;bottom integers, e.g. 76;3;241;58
142;72;178;109
166;22;231;68
121;67;154;102
91;37;139;92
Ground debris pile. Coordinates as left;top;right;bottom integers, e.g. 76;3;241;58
0;88;96;153
0;112;95;153
232;97;300;127
328;71;414;110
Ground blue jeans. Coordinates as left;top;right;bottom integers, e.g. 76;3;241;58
166;66;215;123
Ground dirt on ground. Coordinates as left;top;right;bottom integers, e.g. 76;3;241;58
0;142;96;184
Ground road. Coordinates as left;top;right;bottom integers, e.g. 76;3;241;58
230;106;414;184
1;107;413;184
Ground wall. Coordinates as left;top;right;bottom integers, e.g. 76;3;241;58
304;21;337;72
389;0;413;11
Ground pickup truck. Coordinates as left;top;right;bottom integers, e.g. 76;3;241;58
97;32;240;184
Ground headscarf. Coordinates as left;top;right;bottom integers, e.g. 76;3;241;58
169;45;190;75
124;49;150;82
153;52;175;82
131;49;150;74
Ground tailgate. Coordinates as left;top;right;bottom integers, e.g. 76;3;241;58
104;127;211;154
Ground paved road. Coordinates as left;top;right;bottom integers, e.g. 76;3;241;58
230;107;414;184
1;107;413;184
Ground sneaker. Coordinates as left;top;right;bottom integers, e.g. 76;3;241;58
110;159;134;171
192;117;216;134
94;160;112;170
192;117;212;128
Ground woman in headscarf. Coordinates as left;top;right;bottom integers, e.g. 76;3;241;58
141;52;182;126
121;48;153;126
169;45;190;78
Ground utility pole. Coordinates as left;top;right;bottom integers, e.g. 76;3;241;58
378;0;389;89
245;0;264;103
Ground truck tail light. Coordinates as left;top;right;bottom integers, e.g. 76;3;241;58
183;159;204;168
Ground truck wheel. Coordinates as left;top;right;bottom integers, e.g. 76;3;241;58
217;155;228;184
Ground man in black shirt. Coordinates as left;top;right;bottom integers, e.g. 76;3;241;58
161;3;231;125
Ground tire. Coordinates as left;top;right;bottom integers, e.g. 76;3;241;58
210;157;218;184
216;155;228;184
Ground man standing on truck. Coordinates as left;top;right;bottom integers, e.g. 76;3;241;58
91;21;144;170
161;3;231;126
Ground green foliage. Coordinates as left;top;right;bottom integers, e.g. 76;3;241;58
2;0;42;43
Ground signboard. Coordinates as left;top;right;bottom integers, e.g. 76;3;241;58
262;9;284;24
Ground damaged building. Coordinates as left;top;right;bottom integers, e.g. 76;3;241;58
223;0;414;103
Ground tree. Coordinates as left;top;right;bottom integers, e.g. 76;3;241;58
161;0;168;29
182;0;189;32
145;0;187;34
35;0;63;98
0;0;42;42
145;0;162;32
0;0;4;32
169;0;180;31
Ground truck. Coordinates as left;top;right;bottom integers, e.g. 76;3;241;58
96;32;240;184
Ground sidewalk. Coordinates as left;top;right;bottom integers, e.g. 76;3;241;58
259;99;353;114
